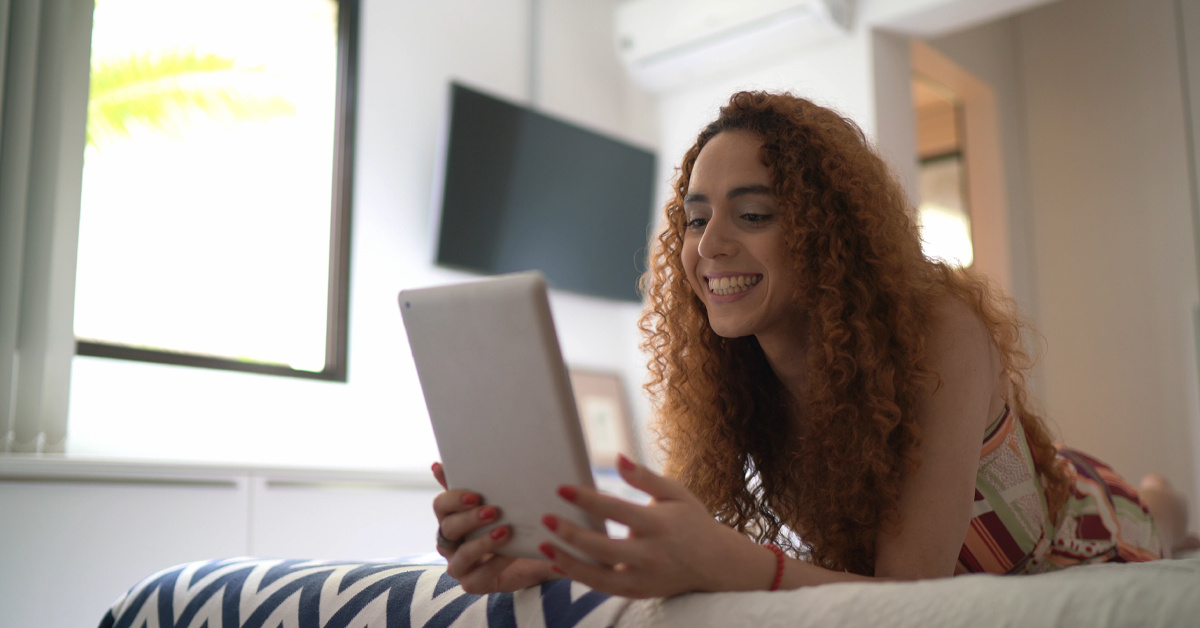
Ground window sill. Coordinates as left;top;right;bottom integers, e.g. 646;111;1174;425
0;453;439;489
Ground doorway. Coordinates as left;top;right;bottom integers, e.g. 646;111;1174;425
913;74;973;268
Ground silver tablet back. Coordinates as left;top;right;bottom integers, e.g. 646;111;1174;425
400;272;604;560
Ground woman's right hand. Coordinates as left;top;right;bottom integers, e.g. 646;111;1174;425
432;462;561;593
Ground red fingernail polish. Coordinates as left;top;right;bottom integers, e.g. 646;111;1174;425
557;485;578;501
490;526;506;540
542;514;558;532
552;566;566;575
539;542;557;559
461;493;479;506
617;454;636;472
431;462;440;472
479;506;496;520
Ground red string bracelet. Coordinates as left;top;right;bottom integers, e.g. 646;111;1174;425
764;543;785;591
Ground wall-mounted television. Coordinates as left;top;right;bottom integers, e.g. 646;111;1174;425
433;83;657;302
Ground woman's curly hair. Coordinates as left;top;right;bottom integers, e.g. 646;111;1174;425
638;91;1070;576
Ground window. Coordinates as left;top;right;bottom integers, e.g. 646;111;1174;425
73;0;358;381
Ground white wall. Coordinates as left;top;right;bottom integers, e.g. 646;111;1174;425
1012;0;1200;518
66;0;659;471
537;0;658;147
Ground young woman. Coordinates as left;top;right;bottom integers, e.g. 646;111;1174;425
430;91;1193;597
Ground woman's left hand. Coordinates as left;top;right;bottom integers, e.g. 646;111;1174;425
538;455;776;598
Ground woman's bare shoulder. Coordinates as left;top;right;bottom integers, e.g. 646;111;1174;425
923;292;1004;417
921;291;1000;386
926;293;990;356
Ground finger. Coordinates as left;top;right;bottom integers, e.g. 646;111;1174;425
616;454;695;504
432;462;448;490
440;505;502;542
543;514;636;567
433;489;483;519
558;485;654;531
539;541;634;597
447;524;512;581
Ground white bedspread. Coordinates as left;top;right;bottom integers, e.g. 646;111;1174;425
99;556;1199;628
614;558;1200;628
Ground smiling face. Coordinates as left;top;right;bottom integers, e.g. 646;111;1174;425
681;130;801;340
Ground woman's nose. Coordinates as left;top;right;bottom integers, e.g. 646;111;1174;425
697;215;737;259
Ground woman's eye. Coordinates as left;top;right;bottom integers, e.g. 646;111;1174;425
685;217;707;229
742;212;773;224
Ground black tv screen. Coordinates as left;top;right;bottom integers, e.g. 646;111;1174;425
435;83;657;302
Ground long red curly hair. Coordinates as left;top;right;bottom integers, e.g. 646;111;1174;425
639;91;1069;576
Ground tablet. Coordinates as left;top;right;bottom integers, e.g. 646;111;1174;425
399;272;606;561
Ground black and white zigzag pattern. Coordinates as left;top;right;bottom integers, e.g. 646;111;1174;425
98;558;630;628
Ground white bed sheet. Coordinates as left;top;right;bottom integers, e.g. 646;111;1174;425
614;557;1200;628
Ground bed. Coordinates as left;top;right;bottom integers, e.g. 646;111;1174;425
98;553;1200;628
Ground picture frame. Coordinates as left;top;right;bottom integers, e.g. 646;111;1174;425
568;368;638;469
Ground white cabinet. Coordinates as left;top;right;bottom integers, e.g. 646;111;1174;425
0;457;439;628
250;477;439;560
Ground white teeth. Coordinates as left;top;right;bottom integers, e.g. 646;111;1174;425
706;274;761;296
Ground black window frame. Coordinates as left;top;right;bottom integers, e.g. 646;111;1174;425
75;0;359;383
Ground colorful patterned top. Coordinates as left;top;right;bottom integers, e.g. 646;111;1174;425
955;405;1162;575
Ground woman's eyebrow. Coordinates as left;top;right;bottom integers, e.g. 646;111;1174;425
684;184;771;205
727;184;771;199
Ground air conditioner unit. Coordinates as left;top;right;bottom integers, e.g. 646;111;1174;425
615;0;856;93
